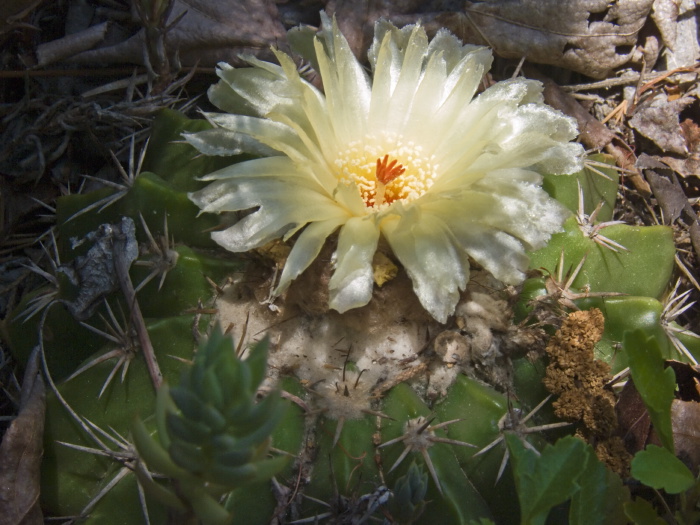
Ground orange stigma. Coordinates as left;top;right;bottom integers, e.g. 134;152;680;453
375;154;405;185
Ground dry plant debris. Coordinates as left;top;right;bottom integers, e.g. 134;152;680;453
543;308;631;474
0;348;44;525
618;360;700;475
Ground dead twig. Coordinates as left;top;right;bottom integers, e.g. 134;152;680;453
113;225;163;390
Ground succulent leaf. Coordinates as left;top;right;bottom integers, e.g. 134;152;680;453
165;411;211;444
390;462;429;524
132;328;287;521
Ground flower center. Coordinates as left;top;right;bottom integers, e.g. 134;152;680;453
334;133;439;210
375;154;406;185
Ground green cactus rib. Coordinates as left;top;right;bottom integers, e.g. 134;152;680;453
542;153;619;224
40;315;204;521
381;383;494;523
534;153;675;300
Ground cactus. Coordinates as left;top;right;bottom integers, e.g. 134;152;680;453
4;21;699;525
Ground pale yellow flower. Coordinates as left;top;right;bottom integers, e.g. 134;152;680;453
188;14;583;322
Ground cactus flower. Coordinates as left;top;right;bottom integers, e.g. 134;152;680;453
187;14;584;322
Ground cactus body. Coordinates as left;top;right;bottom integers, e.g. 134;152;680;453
4;109;695;525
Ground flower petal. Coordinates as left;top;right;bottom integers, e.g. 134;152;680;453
189;176;338;217
183;128;278;157
274;217;346;296
465;104;584;175
314;13;371;143
189;17;586;323
448;224;530;284
408;45;490;134
186;112;299;157
423;180;569;250
382;207;467;323
328;217;380;313
194;157;323;193
209;59;291;117
333;182;369;217
368;24;429;132
435;78;543;169
207;188;345;253
190;157;316;197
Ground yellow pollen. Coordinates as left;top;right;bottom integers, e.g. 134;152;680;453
334;134;439;210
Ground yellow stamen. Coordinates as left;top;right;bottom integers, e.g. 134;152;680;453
335;134;438;209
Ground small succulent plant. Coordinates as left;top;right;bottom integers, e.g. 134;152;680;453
132;328;287;525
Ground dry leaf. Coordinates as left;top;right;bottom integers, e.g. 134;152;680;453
0;348;45;525
435;0;654;78
691;221;700;265
665;361;700;474
659;118;700;178
645;170;689;224
656;0;700;77
530;70;616;150
666;361;700;402
671;400;700;474
629;93;695;155
58;217;138;321
617;361;700;474
0;0;42;37
616;378;657;454
64;0;286;68
36;21;110;67
651;0;679;49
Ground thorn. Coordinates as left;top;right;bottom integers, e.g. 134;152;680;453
332;417;345;448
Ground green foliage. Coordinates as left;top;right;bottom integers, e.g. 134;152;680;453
624;498;668;525
631;445;695;494
8;107;255;523
569;443;630;525
507;435;629;525
132;244;242;318
304;413;380;507
56;171;221;251
582;297;674;371
434;374;521;524
9;108;694;525
535;154;675;299
381;383;494;524
507;434;587;525
390;462;429;524
142;108;247;192
133;329;288;524
40;315;203;521
624;330;676;452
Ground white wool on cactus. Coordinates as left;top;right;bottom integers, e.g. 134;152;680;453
187;13;584;323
